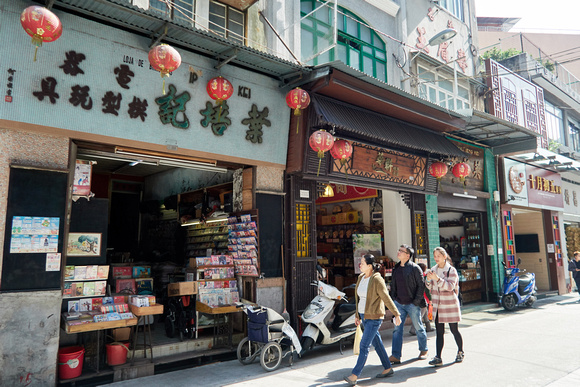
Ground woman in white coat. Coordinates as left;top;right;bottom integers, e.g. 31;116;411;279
425;247;464;366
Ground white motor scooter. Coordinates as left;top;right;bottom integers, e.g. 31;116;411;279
300;280;357;356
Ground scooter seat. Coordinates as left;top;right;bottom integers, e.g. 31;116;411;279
518;274;533;292
334;303;356;318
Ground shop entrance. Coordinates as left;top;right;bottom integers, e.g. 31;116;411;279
437;210;487;304
504;207;551;291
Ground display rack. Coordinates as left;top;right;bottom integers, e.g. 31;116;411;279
185;220;229;258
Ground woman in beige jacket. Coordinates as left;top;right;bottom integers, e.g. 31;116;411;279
344;254;401;385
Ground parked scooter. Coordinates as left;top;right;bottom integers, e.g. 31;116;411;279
501;258;537;311
299;280;357;356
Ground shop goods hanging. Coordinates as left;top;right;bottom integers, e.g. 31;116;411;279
329;139;353;175
452;162;471;187
20;5;62;62
285;87;311;133
148;44;182;94
309;130;334;176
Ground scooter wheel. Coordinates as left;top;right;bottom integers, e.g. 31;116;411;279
502;294;517;311
299;337;314;358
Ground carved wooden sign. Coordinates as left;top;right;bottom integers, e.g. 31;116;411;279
440;140;484;191
333;143;426;187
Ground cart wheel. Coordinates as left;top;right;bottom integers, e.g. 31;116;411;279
237;337;260;365
260;342;282;372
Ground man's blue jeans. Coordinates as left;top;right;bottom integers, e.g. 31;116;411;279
351;314;391;377
391;301;428;359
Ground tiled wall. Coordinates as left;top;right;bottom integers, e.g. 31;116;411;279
483;149;503;295
426;194;439;266
0;128;69;268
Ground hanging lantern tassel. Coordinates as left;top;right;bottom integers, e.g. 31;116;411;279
286;88;310;135
309;130;335;177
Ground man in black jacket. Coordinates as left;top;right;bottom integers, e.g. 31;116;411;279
389;244;428;363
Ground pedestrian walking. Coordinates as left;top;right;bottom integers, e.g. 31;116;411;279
569;251;580;300
409;262;433;335
388;244;429;364
344;254;401;385
425;246;464;366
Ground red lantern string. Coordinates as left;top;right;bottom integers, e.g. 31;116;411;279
330;139;353;176
207;76;234;120
429;161;448;190
286;88;311;134
20;6;62;62
452;162;471;188
148;44;182;94
309;130;334;176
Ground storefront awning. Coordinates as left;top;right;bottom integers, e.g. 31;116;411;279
451;109;540;155
312;95;467;157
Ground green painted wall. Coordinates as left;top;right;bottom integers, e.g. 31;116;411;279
484;149;504;299
426;194;439;268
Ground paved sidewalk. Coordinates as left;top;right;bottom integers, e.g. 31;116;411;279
106;294;580;387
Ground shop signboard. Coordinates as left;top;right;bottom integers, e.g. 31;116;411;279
503;159;563;211
503;158;529;207
440;140;484;191
344;143;426;188
562;180;580;217
526;164;563;210
485;58;547;147
316;184;377;205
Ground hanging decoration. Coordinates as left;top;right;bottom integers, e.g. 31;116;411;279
452;162;471;187
285;88;311;134
330;139;353;176
148;44;182;95
309;130;334;176
429;161;448;189
20;6;63;62
207;76;234;120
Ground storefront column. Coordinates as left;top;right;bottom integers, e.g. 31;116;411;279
484;150;503;298
382;190;411;259
426;194;439;265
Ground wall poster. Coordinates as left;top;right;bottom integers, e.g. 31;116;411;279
9;216;60;253
67;233;102;256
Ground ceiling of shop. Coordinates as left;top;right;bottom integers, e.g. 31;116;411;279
77;155;176;177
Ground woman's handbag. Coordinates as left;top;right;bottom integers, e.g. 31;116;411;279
428;302;433;322
353;325;363;355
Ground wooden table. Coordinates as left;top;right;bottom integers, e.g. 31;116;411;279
196;302;240;349
62;318;138;373
129;304;164;364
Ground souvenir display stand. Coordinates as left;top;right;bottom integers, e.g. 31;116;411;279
196;301;239;349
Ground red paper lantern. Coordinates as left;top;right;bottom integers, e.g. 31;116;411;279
429;161;448;180
148;44;182;94
20;6;62;61
286;88;311;134
309;130;334;176
286;88;311;115
452;162;471;186
330;139;353;165
207;76;234;105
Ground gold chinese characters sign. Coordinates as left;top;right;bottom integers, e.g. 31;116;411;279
333;143;426;187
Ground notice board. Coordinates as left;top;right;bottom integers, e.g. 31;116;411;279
1;167;68;291
256;193;283;277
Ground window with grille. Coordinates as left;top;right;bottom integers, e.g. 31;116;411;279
296;203;311;258
149;0;195;26
414;212;427;258
545;100;565;145
209;1;245;45
300;0;387;82
417;65;470;112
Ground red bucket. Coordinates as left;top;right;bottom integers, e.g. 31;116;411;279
106;342;130;366
58;346;84;380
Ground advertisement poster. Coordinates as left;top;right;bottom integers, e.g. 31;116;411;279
352;234;383;274
67;233;101;256
46;253;61;271
10;216;60;253
73;160;93;196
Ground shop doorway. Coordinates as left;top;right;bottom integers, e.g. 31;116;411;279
506;207;552;291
